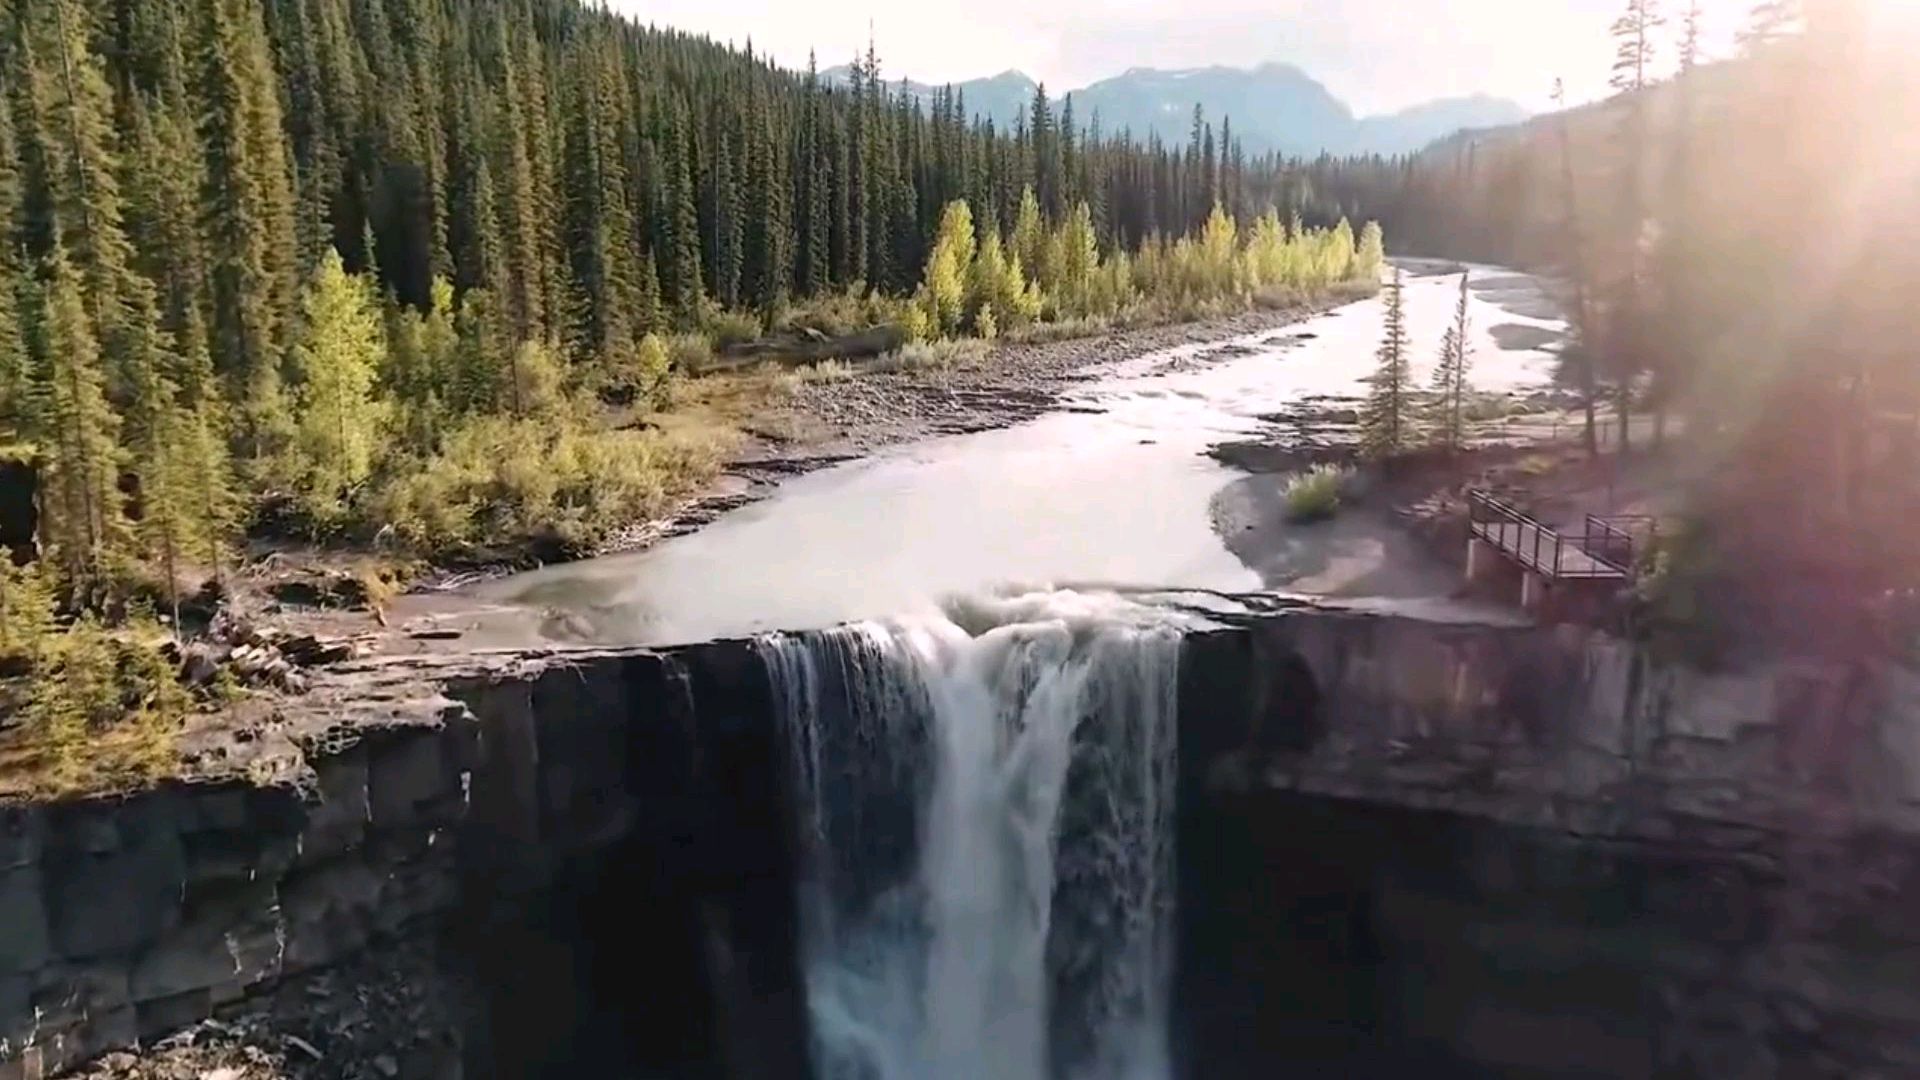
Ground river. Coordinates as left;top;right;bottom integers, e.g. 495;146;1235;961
470;265;1567;647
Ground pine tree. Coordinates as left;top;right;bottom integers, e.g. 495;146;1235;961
744;92;790;316
289;249;387;526
1049;201;1100;317
1740;0;1804;53
663;104;705;326
1430;273;1474;453
30;245;128;591
1362;268;1412;458
1608;0;1664;455
201;0;300;469
709;122;743;308
1549;78;1601;457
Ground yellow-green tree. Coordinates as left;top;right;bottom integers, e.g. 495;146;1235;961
1355;221;1387;281
967;226;1040;336
289;250;388;526
919;200;976;337
1047;202;1101;317
1010;187;1049;297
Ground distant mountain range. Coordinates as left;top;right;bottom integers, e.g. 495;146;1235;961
820;62;1528;159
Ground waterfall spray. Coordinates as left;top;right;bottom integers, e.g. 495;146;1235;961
760;591;1180;1080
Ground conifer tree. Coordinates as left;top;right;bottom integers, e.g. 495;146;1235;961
201;0;300;468
663;105;705;326
1362;268;1413;458
1607;0;1664;454
709;123;743;308
30;245;128;590
744;96;790;316
1049;201;1100;316
1430;273;1474;453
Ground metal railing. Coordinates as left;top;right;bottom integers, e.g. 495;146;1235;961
1581;513;1656;572
1467;490;1636;581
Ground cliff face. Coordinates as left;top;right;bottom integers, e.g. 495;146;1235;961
0;642;811;1080
1178;612;1920;1077
3;609;1917;1078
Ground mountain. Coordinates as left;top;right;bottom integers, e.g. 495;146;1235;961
823;61;1527;158
1352;95;1533;156
819;66;1037;131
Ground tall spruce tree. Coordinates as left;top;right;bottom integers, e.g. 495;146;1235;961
1430;273;1474;453
30;244;128;591
1363;268;1413;458
201;0;300;469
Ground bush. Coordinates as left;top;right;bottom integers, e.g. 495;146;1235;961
665;333;714;375
1284;464;1353;523
15;613;189;793
703;309;763;347
368;411;730;557
597;334;673;409
1630;518;1730;665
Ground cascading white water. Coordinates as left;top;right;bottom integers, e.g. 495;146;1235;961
759;590;1181;1080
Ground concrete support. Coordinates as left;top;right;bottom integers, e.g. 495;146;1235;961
1520;571;1546;613
1466;537;1491;583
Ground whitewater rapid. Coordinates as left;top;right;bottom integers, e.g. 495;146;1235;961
759;590;1182;1080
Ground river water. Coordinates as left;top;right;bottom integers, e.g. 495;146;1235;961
475;266;1565;647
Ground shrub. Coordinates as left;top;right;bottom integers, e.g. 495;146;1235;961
598;334;673;409
704;309;763;347
665;333;715;375
368;411;731;557
1284;464;1353;524
1630;518;1730;665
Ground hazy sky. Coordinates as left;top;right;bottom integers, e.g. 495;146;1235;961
615;0;1755;114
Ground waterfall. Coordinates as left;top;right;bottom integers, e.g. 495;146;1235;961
758;591;1181;1080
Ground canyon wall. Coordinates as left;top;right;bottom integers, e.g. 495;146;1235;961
2;607;1917;1077
1178;611;1920;1077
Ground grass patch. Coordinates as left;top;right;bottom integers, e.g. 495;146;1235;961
1284;463;1354;523
873;339;991;373
1004;316;1113;345
799;359;857;382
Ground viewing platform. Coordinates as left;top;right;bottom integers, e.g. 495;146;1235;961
1465;489;1652;614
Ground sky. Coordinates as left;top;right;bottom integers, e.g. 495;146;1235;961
614;0;1756;115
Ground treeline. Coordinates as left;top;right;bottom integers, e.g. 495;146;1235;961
0;0;1391;618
